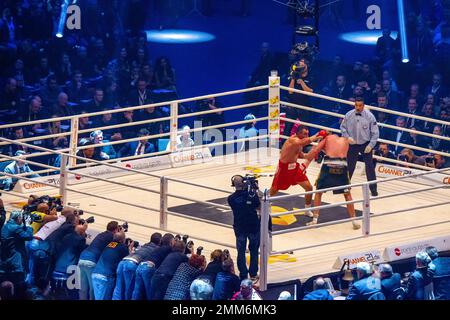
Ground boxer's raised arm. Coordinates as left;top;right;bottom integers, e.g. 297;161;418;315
305;137;327;161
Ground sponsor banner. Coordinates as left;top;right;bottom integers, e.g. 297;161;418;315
68;154;172;185
375;163;449;186
14;175;60;193
170;147;213;167
268;76;280;148
333;250;383;269
383;235;450;262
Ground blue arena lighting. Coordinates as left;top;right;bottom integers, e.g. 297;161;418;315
397;0;409;63
55;0;70;38
145;29;216;44
340;31;399;45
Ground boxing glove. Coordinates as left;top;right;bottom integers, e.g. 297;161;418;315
317;130;328;139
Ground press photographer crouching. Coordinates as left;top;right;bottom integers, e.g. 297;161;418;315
228;175;261;282
0;210;34;299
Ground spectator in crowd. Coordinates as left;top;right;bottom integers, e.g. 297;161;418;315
231;278;263;300
381;70;398;92
330;75;352;113
150;240;188;300
91;231;132;300
66;71;89;104
382;79;402;110
132;233;174;300
55;53;73;85
7;127;30;155
198;249;224;286
154;56;176;92
46;115;69;150
3;150;40;191
166;125;194;151
112;232;162;300
116;109;136;140
117;128;155;158
190;278;214;300
90;130;117;160
426;73;448;103
375;29;397;66
405;98;420;128
86;89;107;113
212;258;240;300
0;210;34;299
138;105;169;148
346;262;385;300
78;111;92;137
164;254;206;300
389;117;413;154
23;97;48;122
409;126;429;155
421;153;448;169
303;277;334;300
421;104;436;133
197;97;224;129
406;251;435;300
408;84;424;108
77;221;120;300
375;110;391;140
40;75;61;108
425;246;450;300
379;263;402;300
52;92;73;117
128;78;153;107
0;78;21;115
428;125;448;152
237;114;259;152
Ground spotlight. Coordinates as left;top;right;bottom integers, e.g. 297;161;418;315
55;0;70;39
397;0;409;65
402;58;409;64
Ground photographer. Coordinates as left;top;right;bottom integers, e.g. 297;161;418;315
78;221;121;300
51;225;88;300
228;175;260;282
112;232;162;300
374;143;396;165
285;57;314;137
0;211;34;299
0;198;5;233
419;154;448;169
29;202;58;234
91;231;133;300
397;148;425;167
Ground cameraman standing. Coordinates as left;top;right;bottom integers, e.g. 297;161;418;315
0;199;5;234
228;176;260;282
285;58;314;137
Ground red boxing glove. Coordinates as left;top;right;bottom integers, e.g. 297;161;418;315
317;130;328;139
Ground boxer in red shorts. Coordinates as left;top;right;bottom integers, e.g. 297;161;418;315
270;125;325;216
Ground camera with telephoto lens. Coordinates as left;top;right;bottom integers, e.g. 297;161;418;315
425;156;434;165
126;237;140;249
290;62;306;80
176;234;195;254
242;174;259;198
120;222;129;232
398;154;408;162
196;246;204;256
222;249;230;260
79;216;95;225
23;195;63;214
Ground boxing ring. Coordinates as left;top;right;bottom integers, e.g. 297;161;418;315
1;76;449;291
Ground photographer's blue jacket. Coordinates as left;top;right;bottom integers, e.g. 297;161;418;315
0;220;34;273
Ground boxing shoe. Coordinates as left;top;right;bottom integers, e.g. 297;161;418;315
306;219;318;226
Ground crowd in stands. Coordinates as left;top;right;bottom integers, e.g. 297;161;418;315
0;193;449;300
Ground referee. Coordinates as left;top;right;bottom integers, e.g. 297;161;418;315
340;97;380;196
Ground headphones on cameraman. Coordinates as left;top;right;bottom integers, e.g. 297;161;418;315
231;175;244;187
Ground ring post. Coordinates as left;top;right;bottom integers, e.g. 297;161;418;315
160;176;168;229
59;154;68;206
69;117;79;168
268;71;281;156
259;188;270;291
362;183;371;236
169;102;178;152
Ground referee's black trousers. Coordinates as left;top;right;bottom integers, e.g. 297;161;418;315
347;142;377;194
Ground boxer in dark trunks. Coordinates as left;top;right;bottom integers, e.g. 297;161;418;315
306;134;361;229
269;125;325;216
